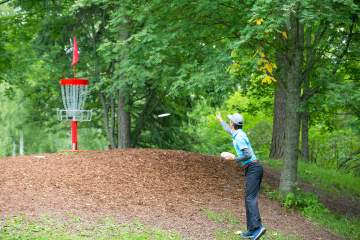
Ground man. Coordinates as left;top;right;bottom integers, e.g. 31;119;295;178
216;112;266;240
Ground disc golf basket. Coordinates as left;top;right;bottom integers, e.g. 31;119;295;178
57;78;92;150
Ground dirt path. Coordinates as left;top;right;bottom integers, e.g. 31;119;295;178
0;149;341;239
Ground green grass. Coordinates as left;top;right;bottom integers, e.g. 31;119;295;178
214;229;298;240
262;158;360;198
302;206;360;240
0;216;182;240
202;209;299;240
262;158;360;239
202;208;240;225
263;185;360;240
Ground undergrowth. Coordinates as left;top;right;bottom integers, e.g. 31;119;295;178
264;185;360;239
262;158;360;198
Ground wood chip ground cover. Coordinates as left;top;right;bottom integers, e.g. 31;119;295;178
0;149;341;239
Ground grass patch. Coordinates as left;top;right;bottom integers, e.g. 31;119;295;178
0;216;182;240
0;211;301;240
262;158;360;198
264;187;360;239
214;229;298;240
202;208;240;225
202;209;299;240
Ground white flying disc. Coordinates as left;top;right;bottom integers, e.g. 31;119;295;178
220;152;235;159
158;113;171;118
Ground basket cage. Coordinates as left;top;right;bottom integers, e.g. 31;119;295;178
57;78;92;121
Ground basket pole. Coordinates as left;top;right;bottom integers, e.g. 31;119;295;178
73;65;76;78
71;119;78;150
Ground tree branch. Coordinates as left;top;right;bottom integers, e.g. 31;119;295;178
0;0;11;5
350;103;360;117
301;86;321;102
219;3;240;10
332;15;356;75
302;23;328;84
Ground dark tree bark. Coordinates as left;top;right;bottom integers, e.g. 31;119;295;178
117;22;132;148
269;31;290;160
301;68;310;162
279;13;304;194
100;93;117;149
118;92;131;148
132;85;158;146
270;59;287;159
300;26;313;162
301;110;310;162
110;97;116;147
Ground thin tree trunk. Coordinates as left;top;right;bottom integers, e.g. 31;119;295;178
100;93;116;149
12;141;16;157
132;86;158;146
118;92;131;148
110;97;116;147
300;26;312;162
279;12;304;194
301;106;310;161
19;130;24;156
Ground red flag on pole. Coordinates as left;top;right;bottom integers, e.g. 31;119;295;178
72;36;79;66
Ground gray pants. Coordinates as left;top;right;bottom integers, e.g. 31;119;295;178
244;162;263;231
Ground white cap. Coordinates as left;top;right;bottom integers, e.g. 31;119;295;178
227;113;244;125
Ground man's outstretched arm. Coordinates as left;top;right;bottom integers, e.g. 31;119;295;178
216;113;233;135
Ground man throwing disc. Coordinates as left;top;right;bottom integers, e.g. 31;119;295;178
216;112;266;240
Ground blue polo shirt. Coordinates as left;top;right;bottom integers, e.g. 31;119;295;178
232;129;257;167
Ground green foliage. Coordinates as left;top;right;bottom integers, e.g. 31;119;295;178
0;0;359;178
265;153;360;238
185;91;273;159
265;187;360;239
284;189;324;210
263;158;360;198
302;208;360;240
299;161;360;198
309;125;359;166
0;81;106;156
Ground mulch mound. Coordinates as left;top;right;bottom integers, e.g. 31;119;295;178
0;148;341;239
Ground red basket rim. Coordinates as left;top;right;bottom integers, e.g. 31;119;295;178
60;78;89;86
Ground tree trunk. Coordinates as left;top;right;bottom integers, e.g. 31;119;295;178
301;107;310;161
300;25;312;162
270;83;286;159
19;130;24;156
117;22;131;148
279;12;304;194
12;141;16;157
100;93;116;149
132;85;158;146
118;92;131;148
110;97;116;147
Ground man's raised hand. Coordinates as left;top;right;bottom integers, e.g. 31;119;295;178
216;112;223;122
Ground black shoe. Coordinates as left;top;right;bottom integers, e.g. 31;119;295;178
250;226;266;240
239;230;253;239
